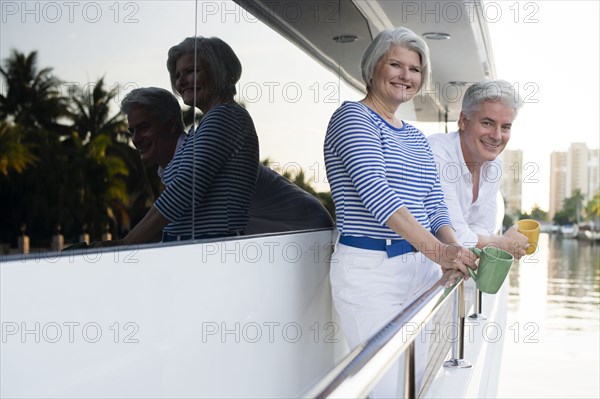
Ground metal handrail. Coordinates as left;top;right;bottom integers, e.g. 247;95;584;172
304;270;466;398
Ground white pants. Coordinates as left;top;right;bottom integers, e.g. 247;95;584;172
330;243;442;398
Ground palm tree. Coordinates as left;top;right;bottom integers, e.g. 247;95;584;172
0;52;154;243
0;50;68;136
586;192;600;220
0;50;69;244
554;189;585;225
0;122;38;176
66;78;132;238
68;77;128;142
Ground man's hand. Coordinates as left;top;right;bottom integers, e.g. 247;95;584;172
501;225;529;259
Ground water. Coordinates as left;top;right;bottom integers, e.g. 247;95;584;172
498;233;600;398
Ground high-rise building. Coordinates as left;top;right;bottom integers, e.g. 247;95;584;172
567;143;589;199
588;149;600;201
549;143;600;220
499;149;523;216
549;151;568;220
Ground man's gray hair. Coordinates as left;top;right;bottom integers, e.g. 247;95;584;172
462;80;523;118
121;87;185;132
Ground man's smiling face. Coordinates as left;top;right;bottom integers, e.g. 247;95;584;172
459;100;516;166
127;106;176;168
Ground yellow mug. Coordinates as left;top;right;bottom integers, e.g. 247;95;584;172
517;219;540;255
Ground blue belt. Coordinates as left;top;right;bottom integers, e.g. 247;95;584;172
339;235;416;258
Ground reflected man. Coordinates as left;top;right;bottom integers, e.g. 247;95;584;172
121;87;186;242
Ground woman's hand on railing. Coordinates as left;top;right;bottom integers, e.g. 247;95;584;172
437;244;478;278
438;269;468;288
433;226;478;278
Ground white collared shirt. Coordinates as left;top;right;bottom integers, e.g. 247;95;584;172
427;131;502;247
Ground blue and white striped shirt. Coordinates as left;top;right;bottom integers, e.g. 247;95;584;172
324;101;451;239
155;103;259;237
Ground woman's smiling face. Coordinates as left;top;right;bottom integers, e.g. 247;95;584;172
370;45;422;107
174;52;213;111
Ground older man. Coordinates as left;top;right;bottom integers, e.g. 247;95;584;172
122;87;332;242
122;87;187;183
428;80;528;259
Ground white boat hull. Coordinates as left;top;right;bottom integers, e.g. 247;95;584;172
1;230;345;398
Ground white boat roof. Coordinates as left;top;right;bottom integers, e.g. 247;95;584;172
234;0;496;122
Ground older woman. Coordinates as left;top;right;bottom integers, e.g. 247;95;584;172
102;37;259;245
324;27;477;396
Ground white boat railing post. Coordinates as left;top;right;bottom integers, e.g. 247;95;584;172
469;288;488;320
443;281;472;369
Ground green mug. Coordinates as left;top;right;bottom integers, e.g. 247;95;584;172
468;247;514;294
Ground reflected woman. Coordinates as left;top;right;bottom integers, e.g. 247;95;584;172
100;37;259;245
324;27;477;396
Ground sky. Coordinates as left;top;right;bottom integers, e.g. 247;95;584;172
1;0;599;213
